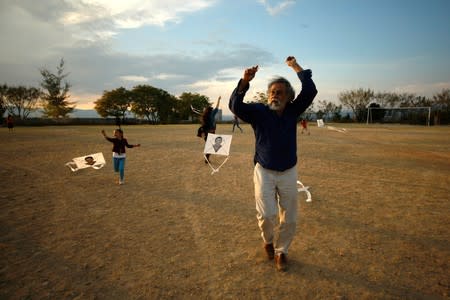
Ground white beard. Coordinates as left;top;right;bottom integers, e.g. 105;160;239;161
269;101;282;111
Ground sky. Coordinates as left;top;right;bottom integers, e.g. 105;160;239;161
1;0;449;115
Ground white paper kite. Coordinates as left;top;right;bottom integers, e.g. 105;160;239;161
203;133;232;174
326;125;347;133
317;119;347;133
317;119;325;128
191;105;202;115
297;180;312;202
276;180;312;203
65;152;106;172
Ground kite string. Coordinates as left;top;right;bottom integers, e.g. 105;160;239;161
204;155;229;175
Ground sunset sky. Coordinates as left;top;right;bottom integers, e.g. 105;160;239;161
1;0;449;115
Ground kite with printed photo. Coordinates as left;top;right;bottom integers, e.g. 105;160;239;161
203;133;233;174
317;119;347;133
65;152;106;172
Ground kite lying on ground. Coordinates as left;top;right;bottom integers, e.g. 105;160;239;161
203;133;233;174
297;180;312;202
65;152;106;172
317;119;347;133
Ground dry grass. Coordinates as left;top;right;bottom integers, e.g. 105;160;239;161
1;124;449;299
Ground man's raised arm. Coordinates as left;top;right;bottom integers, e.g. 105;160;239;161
287;56;317;113
237;65;258;93
285;56;303;73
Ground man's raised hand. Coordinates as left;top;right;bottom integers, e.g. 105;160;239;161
243;65;259;83
285;56;303;73
285;56;296;66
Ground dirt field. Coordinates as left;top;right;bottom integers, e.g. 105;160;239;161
1;124;449;299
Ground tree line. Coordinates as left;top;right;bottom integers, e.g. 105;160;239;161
299;88;450;125
0;58;212;125
94;86;210;124
2;58;449;125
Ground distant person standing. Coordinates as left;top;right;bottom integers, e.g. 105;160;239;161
115;116;122;129
6;115;14;132
101;128;140;185
300;119;309;135
232;115;243;133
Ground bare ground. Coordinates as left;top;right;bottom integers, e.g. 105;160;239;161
0;124;449;299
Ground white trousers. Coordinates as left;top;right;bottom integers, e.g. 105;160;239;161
253;163;298;255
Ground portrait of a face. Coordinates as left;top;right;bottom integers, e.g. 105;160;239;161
84;156;96;165
213;136;223;152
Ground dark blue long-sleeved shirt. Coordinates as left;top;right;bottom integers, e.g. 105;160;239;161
203;108;219;132
229;69;317;171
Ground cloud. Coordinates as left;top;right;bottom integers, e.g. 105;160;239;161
119;75;150;82
59;0;217;40
153;73;187;80
2;1;218;44
43;41;274;108
257;0;296;16
0;0;276;111
392;82;450;97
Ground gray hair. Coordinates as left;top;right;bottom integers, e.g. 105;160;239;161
267;77;295;101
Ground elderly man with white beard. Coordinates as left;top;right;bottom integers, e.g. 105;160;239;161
229;56;317;272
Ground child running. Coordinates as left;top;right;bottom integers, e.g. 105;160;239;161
101;128;140;185
300;119;310;135
6;115;14;132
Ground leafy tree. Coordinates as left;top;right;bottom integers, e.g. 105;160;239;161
94;87;132;121
367;102;384;122
341;113;353;123
315;108;326;120
4;85;41;119
432;89;450;125
375;92;432;108
40;58;75;118
253;91;268;104
130;85;176;124
374;92;401;108
153;89;177;124
369;92;434;124
338;88;374;122
396;94;432;124
398;94;432;107
433;89;450;108
308;101;322;120
316;100;342;122
130;85;161;124
300;105;315;121
176;92;210;122
0;84;7;122
330;103;343;121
